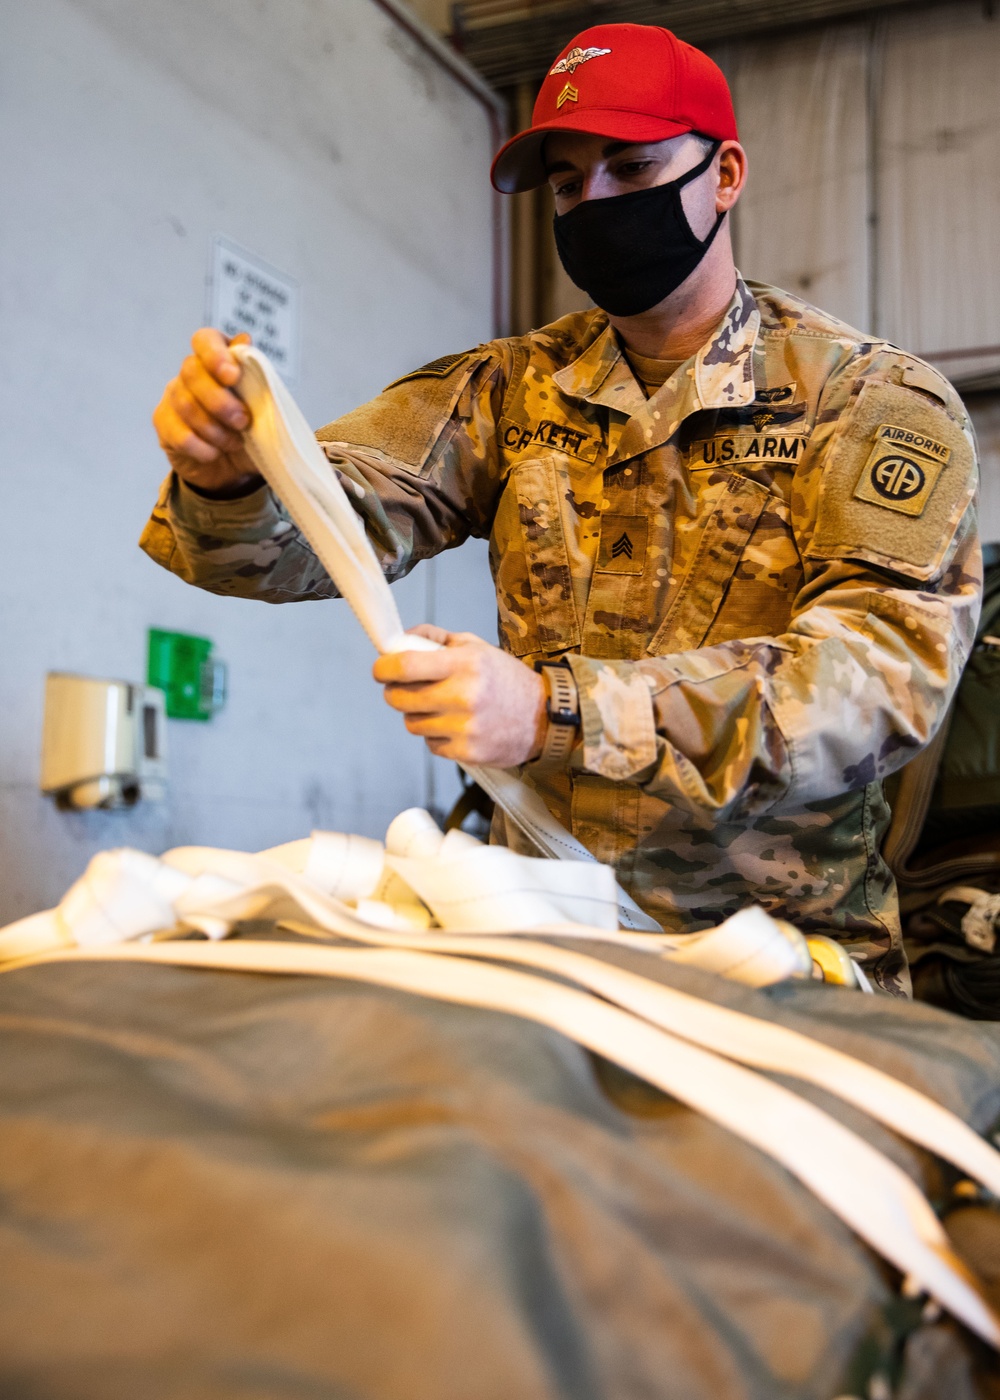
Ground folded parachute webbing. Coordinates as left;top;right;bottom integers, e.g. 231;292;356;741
6;934;998;1349
231;346;660;933
3;836;981;1193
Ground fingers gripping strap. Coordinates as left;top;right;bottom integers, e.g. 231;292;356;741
233;347;659;932
9;935;999;1350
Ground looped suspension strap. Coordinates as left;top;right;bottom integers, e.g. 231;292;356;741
231;345;660;933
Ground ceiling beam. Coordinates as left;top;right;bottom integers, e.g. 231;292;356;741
451;0;924;88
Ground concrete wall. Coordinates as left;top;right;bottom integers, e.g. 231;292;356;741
0;0;500;923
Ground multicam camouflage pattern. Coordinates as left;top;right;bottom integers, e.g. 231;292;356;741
141;278;982;992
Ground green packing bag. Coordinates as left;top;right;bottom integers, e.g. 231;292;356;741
886;545;1000;1017
924;546;1000;845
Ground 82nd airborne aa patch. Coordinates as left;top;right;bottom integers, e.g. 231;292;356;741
853;422;952;518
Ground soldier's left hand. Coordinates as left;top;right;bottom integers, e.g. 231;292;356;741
373;625;548;767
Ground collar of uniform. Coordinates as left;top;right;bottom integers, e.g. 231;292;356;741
551;320;648;418
552;278;758;408
552;279;760;458
606;277;761;467
694;275;760;411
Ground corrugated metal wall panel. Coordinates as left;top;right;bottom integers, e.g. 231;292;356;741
876;2;1000;364
726;23;871;330
721;1;1000;537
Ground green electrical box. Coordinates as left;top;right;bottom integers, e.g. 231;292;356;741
147;629;226;721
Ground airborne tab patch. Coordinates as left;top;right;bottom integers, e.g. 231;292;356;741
596;514;647;575
853;422;951;518
868;422;950;462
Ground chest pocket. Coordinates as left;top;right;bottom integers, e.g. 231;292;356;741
493;457;581;658
648;473;772;655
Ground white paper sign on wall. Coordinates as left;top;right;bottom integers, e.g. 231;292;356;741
209;236;300;383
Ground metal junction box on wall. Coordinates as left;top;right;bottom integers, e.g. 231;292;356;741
40;673;167;810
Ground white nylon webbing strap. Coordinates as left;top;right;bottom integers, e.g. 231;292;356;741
7;934;998;1349
0;839;804;971
275;922;1000;1205
4;838;996;1200
232;346;660;933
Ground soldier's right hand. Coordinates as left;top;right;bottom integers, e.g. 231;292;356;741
152;329;262;495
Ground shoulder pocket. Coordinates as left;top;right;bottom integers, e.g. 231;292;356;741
807;380;976;582
315;352;487;479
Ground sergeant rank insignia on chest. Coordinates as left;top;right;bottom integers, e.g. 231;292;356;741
853;422;951;517
596;514;647;575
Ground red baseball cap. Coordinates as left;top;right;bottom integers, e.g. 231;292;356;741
491;23;738;194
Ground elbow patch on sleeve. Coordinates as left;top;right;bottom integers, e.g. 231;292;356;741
314;351;490;478
806;379;977;582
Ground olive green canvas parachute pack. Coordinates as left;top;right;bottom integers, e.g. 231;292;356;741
1;941;1000;1400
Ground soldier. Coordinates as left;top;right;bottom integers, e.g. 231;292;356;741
145;23;981;993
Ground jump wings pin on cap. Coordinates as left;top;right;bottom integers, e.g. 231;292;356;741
550;45;612;75
490;23;738;194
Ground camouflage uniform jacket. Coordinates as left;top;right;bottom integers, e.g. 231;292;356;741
141;278;982;992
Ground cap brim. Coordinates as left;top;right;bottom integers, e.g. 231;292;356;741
490;110;696;193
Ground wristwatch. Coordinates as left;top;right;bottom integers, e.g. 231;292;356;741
531;660;580;770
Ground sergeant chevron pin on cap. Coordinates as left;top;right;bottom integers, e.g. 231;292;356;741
491;23;738;194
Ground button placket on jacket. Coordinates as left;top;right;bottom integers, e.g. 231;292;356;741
556;290;765;666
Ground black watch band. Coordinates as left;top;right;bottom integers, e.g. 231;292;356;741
532;661;580;770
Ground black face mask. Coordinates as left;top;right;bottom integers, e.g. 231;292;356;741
552;141;724;317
